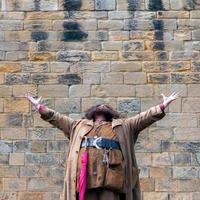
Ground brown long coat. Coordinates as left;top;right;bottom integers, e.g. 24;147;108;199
40;105;165;200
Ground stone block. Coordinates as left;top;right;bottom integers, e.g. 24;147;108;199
13;85;37;97
92;51;119;61
83;73;100;84
47;141;67;152
143;192;169;200
108;11;131;19
170;0;194;10
0;62;21;72
38;85;68;98
136;85;154;97
102;41;122;51
1;128;26;140
157;11;189;18
174;152;191;165
124;72;147;84
120;51;154;61
56;51;90;62
55;98;81;113
188;84;200;96
109;31;129;41
9;153;24;166
101;72;123;84
95;0;116;10
29;52;55;61
117;98;140;113
152;152;173;166
87;31;108;41
155;178;177;191
182;98;200;112
123;41;144;51
0;85;12;97
18;192;44;200
69;85;90;97
0;20;23;31
24;20;51;30
98;20;123;30
111;61;142;72
27;128;55;140
173;166;198;179
147;73;170;83
31;141;47;153
4;98;29;113
150;167;172;178
77;61;110;73
83;41;101;51
3;178;26;191
91;85;135;97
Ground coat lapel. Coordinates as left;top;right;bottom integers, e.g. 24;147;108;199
79;118;123;138
80;119;94;138
112;118;123;128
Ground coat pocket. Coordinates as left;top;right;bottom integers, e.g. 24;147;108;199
132;166;140;188
108;150;123;166
104;166;124;192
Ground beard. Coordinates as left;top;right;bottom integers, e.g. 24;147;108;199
84;104;120;121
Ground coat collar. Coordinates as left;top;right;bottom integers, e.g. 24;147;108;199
83;118;123;129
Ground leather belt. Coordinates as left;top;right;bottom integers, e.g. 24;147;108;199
80;136;121;150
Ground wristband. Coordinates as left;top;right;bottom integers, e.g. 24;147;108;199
38;104;46;114
159;103;165;112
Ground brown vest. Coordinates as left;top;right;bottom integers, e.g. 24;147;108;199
76;121;124;192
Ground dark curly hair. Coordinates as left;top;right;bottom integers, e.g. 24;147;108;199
84;104;120;121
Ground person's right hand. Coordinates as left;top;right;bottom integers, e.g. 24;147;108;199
25;93;44;111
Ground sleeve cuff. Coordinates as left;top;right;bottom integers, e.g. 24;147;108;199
159;103;165;112
40;107;55;121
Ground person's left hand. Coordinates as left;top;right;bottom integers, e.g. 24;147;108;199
161;92;179;108
25;93;43;111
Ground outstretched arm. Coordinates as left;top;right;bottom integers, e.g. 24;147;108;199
126;92;179;141
25;93;75;139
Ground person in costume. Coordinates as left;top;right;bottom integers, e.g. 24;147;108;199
26;92;178;200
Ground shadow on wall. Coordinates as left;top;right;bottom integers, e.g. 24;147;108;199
31;0;49;42
30;0;88;42
61;0;88;41
127;0;165;54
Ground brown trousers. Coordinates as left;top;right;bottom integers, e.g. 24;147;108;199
76;188;125;200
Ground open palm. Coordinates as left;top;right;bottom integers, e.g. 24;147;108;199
25;93;43;110
161;92;179;107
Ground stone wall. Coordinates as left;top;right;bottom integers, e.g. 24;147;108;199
0;0;200;199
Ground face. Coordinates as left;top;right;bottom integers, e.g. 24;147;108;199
94;105;107;120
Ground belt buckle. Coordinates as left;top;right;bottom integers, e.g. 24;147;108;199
93;136;102;149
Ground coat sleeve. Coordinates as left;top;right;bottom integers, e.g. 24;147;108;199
125;105;166;142
39;107;75;139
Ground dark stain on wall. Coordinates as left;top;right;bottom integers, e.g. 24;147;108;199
148;0;165;52
61;0;88;41
185;0;194;10
127;0;140;31
31;31;48;42
34;0;41;10
63;0;82;11
148;0;164;10
31;0;49;44
63;22;80;30
61;31;88;41
127;0;140;11
58;74;82;85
